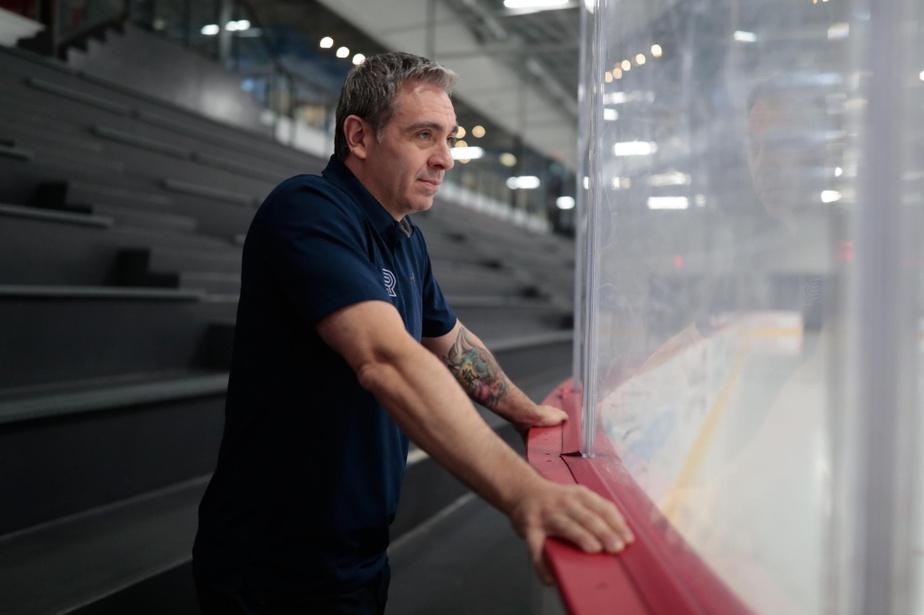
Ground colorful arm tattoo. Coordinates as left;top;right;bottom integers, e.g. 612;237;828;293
443;327;510;409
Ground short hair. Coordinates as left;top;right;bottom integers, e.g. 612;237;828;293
334;52;457;160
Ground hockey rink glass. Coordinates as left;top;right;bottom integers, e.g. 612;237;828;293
576;0;924;612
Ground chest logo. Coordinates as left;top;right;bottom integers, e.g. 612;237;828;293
382;268;398;297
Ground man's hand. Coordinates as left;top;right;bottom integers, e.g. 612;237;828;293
509;481;634;585
504;403;569;433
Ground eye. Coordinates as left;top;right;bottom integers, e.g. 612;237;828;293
417;130;432;141
447;135;458;147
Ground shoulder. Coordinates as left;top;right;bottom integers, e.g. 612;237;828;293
253;174;363;237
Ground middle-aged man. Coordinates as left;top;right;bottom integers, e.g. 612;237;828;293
193;51;634;615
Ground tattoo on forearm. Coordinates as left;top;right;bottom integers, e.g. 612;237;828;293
443;327;510;408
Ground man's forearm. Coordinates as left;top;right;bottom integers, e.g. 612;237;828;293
357;338;542;515
439;325;533;417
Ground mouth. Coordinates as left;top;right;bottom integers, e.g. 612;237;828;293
417;177;442;188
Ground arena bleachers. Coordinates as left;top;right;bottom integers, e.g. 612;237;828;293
0;42;575;614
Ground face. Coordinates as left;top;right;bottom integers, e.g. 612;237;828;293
349;81;457;220
747;97;831;225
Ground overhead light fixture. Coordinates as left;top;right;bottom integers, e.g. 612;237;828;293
604;71;613;83
503;0;570;9
582;176;590;190
827;22;850;40
613;67;623;79
320;36;334;48
556;196;576;210
821;190;842;203
336;46;350;59
621;60;632;71
835;166;844;177
455;140;468;149
647;196;689;210
919;70;924;82
226;19;250;31
603;108;618;121
471;125;486;138
452;146;484;161
635;53;646;65
201;24;220;36
611;177;631;189
613;141;657;156
499;152;517;167
352;53;366;65
506;176;541;190
647;171;691;187
650;44;663;58
456;126;466;138
734;30;757;43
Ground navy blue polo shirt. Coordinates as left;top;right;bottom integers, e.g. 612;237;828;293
193;156;457;598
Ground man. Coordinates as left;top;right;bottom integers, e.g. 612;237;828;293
193;52;633;615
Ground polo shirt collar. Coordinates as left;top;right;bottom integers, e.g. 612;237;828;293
322;156;415;243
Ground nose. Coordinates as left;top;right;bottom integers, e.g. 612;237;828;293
431;140;454;171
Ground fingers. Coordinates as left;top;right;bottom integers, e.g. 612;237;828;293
567;502;626;553
549;512;606;553
534;405;568;426
525;528;554;585
580;490;635;545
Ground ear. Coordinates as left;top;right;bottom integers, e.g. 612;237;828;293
343;115;372;161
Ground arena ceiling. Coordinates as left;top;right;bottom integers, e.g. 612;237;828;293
245;0;583;170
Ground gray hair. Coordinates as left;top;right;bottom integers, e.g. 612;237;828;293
334;52;457;160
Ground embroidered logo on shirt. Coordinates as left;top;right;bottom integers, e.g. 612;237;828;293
382;268;398;297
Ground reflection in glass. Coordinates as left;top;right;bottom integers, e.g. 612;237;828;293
577;0;922;612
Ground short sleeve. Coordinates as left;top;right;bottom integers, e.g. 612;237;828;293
420;249;458;338
259;185;391;326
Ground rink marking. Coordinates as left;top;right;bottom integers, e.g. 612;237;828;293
660;344;751;521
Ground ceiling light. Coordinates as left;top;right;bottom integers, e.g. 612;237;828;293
556;196;576;210
471;125;486;138
506;176;541;190
455;139;469;149
919;70;924;82
456;126;466;138
352;53;366;65
319;36;334;48
201;24;220;36
835;166;844;177
604;71;613;83
821;190;842;203
647;171;691;187
503;0;570;9
635;53;646;65
621;60;631;71
613;67;623;79
603;108;618;121
647;196;689;210
651;44;663;58
452;146;484;160
336;46;350;59
499;152;517;167
611;177;631;189
734;31;757;43
582;177;590;190
226;19;250;31
612;141;657;156
827;23;850;40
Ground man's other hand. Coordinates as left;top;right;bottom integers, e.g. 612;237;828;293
507;403;568;433
509;481;634;585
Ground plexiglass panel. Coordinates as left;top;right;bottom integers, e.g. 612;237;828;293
577;0;923;612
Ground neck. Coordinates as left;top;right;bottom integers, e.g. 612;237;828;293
343;155;404;221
